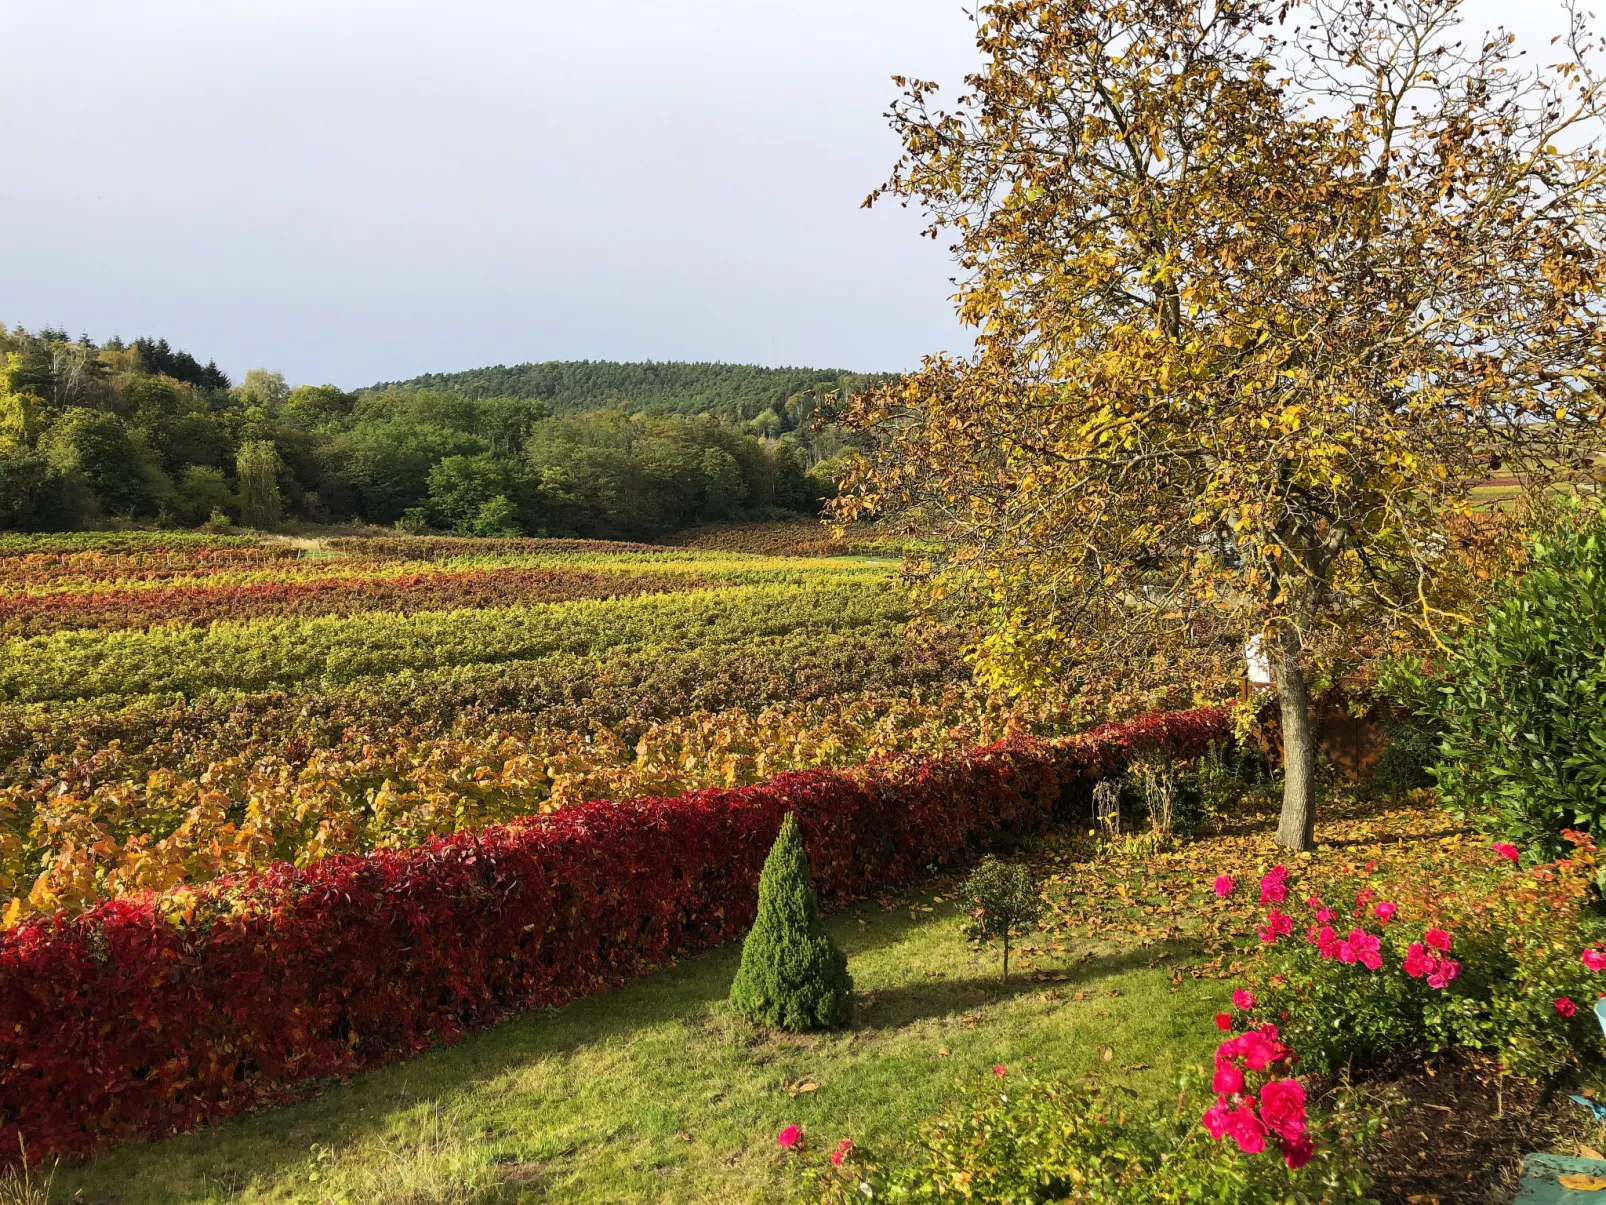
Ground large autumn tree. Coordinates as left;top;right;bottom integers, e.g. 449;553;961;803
833;0;1606;849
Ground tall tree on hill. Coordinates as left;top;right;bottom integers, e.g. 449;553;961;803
235;440;283;529
832;0;1606;849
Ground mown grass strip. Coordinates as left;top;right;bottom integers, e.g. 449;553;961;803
48;898;1218;1205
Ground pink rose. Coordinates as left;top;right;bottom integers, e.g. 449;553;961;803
1583;946;1606;972
1258;1078;1308;1142
1213;1064;1245;1094
1233;988;1255;1010
993;1065;1007;1078
1424;928;1452;952
1403;942;1432;977
1347;929;1382;971
1214;874;1235;898
1557;997;1578;1018
1201;1103;1232;1140
1259;866;1290;906
777;1124;802;1149
1282;1133;1316;1170
1374;901;1397;922
1224;1106;1268;1154
1259;909;1293;943
1238;1032;1278;1071
830;1139;853;1166
1426;959;1461;990
1314;925;1340;960
1491;843;1519;863
1214;1012;1233;1031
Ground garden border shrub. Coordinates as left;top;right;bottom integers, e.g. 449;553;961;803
0;706;1226;1163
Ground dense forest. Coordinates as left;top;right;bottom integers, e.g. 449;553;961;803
369;360;891;426
0;326;867;538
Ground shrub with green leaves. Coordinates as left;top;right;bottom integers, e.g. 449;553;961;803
1400;508;1606;854
810;1072;1380;1204
962;857;1043;981
728;813;853;1031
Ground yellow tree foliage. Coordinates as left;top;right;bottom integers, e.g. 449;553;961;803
833;0;1606;848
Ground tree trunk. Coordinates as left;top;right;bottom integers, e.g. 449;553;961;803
1273;627;1317;852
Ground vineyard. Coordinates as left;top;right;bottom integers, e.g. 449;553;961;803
0;528;1235;1169
0;532;1028;925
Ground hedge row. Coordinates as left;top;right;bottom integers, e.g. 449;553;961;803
0;706;1228;1163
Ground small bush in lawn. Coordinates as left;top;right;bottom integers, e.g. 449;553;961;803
962;857;1042;981
728;813;853;1031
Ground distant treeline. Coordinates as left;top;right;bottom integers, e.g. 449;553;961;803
370;360;894;427
0;326;876;538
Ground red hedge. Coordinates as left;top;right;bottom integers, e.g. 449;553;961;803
0;706;1226;1162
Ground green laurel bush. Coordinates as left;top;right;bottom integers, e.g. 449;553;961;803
1393;508;1606;855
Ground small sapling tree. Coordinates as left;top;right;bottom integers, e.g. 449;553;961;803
962;857;1043;982
729;813;854;1031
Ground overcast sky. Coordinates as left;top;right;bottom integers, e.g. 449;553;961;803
0;0;1578;389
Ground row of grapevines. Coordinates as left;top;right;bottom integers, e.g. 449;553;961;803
0;565;716;637
3;686;1046;922
0;575;896;703
1;547;868;600
0;531;270;555
322;535;662;559
667;520;938;559
0;544;298;588
666;520;858;556
0;622;961;790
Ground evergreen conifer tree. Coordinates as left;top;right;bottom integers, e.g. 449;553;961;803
729;813;853;1031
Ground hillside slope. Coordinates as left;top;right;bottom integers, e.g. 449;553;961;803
365;360;893;422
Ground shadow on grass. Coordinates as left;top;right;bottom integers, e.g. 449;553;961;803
62;908;1196;1201
854;942;1185;1032
63;906;943;1191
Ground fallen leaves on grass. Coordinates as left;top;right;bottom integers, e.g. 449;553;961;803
1029;791;1478;979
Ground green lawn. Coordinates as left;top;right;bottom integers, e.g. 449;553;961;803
53;890;1219;1204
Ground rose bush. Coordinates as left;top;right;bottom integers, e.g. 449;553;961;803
1234;834;1606;1078
810;1033;1378;1203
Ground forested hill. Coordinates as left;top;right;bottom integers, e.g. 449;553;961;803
0;326;869;538
366;361;894;423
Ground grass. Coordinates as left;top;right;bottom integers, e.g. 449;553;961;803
50;884;1219;1204
32;783;1606;1203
